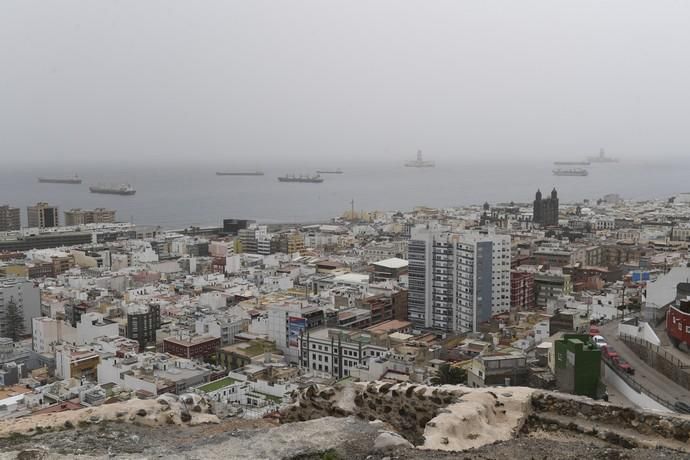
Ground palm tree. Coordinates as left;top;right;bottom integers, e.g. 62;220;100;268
430;363;467;386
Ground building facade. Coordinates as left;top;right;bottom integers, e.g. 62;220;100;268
27;202;59;228
0;279;41;339
510;271;535;311
533;189;559;227
163;336;221;360
297;328;389;379
64;208;116;226
125;304;161;349
408;224;511;333
0;205;20;232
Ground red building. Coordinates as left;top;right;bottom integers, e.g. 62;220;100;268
511;271;535;311
668;298;690;348
163;336;220;360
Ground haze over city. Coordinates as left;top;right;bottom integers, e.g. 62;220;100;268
5;1;690;460
3;0;690;166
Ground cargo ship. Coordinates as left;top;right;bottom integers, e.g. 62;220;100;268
215;171;264;176
89;184;136;195
553;161;590;166
278;174;324;183
37;175;82;184
588;148;619;163
553;168;588;176
316;169;343;174
405;150;435;168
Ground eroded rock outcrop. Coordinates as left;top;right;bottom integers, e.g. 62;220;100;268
281;381;690;453
0;393;218;439
281;382;534;449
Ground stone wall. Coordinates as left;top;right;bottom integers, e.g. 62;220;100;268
281;381;690;452
281;381;534;450
531;391;690;450
281;381;460;443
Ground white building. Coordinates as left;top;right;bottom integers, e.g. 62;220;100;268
0;279;41;338
195;313;248;346
297;327;389;379
32;312;118;353
267;302;323;364
408;224;511;333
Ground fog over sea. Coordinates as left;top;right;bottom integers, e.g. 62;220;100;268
2;159;689;229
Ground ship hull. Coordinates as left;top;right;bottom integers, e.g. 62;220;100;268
553;171;588;176
38;178;82;184
277;178;324;183
553;161;590;166
89;188;136;195
404;162;435;168
316;171;343;174
215;172;264;176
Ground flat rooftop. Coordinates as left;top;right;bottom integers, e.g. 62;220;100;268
197;376;238;393
372;258;409;270
365;319;413;334
164;336;218;346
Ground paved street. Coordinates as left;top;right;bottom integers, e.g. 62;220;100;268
599;319;690;406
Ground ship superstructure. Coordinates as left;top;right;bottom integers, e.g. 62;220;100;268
588;149;619;163
404;150;435;168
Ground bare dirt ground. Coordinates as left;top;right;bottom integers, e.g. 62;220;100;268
0;416;687;460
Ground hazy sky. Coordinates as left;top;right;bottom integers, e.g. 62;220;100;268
3;1;690;166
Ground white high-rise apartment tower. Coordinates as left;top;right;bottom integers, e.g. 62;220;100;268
408;223;511;333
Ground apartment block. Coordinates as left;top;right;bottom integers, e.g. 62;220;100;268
408;224;511;333
0;205;20;232
64;208;116;226
27;202;59;228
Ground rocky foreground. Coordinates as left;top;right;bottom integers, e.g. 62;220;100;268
1;383;690;459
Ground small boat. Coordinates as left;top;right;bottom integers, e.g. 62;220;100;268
316;169;343;174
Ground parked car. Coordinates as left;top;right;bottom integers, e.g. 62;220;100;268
602;346;618;360
592;335;607;348
617;361;635;375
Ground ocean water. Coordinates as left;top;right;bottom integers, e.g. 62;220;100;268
1;160;688;229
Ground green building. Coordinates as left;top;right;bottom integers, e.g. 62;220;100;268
554;334;601;398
